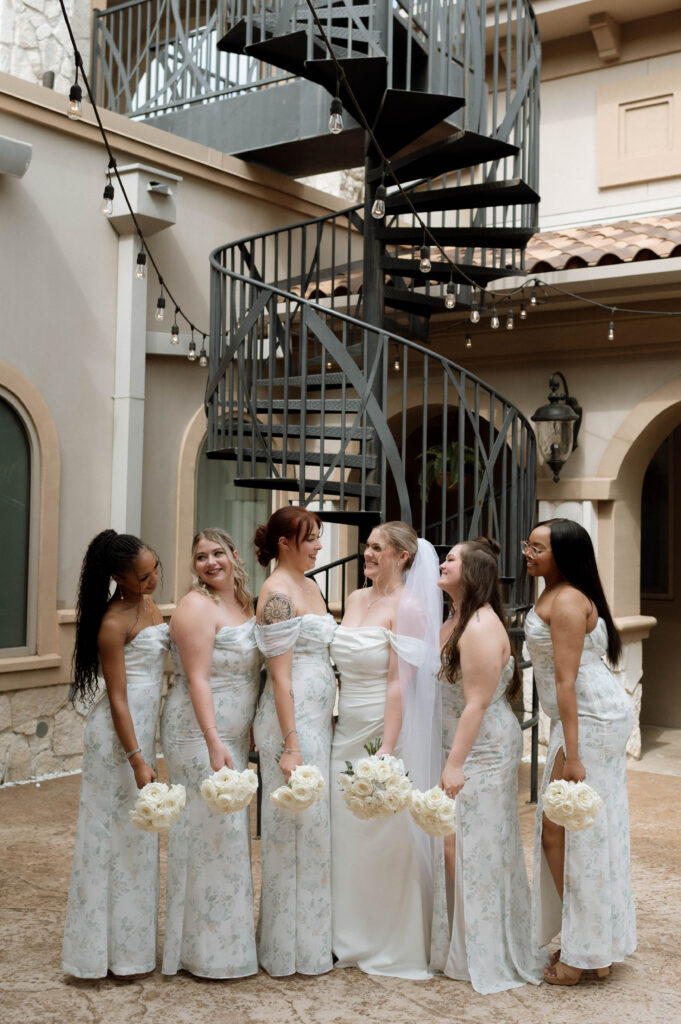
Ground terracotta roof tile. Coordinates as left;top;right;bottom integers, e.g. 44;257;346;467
525;214;681;271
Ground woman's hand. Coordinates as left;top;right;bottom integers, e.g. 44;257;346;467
206;734;234;772
278;748;303;782
562;755;586;783
130;755;157;789
375;744;393;758
441;763;466;799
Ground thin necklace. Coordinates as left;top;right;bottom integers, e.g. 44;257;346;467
367;583;399;609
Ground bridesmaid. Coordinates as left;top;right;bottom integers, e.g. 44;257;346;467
62;530;168;978
437;537;543;994
253;507;337;977
330;522;441;978
523;518;636;984
161;528;260;978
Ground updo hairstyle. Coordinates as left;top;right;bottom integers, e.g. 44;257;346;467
253;507;322;567
377;521;418;571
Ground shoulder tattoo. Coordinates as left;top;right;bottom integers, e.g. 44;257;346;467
261;592;295;624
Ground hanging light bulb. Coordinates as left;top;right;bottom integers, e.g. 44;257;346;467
530;282;538;306
490;306;500;329
371;181;386;220
188;329;197;362
608;317;615;341
393;346;401;372
465;333;472;349
445;281;456;310
419;244;431;274
67;82;83;119
100;182;114;216
136;250;147;280
519;300;528;320
155;293;166;321
326;357;333;370
198;336;208;368
170;312;180;346
328;91;343;134
470;294;480;324
506;307;514;330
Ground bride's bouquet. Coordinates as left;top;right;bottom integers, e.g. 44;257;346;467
409;786;456;837
270;764;326;812
130;781;186;832
338;737;413;821
542;779;603;832
200;766;259;813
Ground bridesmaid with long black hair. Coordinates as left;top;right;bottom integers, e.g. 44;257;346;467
62;530;168;979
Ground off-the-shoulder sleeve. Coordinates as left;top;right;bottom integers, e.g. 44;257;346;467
255;618;302;657
388;632;435;670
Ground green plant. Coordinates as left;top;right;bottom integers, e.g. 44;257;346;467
417;442;483;499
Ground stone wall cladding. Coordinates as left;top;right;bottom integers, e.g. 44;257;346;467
0;0;91;95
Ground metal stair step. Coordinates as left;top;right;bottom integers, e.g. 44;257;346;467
255;373;347;387
384;286;446;317
304;56;388;126
370;89;465;159
377;225;536;250
382;256;507;286
207;448;376;470
259;397;362;413
385;179;540;214
367;129;519;184
227;477;382;498
317;509;382;528
217;422;374;441
243;30;330;76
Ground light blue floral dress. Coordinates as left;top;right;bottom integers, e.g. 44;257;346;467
437;658;544;994
62;623;169;978
524;608;637;969
254;613;337;977
160;618;261;978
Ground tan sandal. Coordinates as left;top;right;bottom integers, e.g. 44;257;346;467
544;961;610;986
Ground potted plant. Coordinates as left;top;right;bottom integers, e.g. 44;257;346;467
417;441;483;499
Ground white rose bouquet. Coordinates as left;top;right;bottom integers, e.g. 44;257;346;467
409;786;456;837
338;736;413;821
129;781;186;832
270;764;326;813
542;779;603;832
200;766;258;814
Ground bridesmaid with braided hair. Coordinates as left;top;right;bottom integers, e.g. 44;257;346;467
62;530;168;979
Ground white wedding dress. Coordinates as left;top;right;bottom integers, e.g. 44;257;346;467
330;625;432;980
62;623;169;978
524;608;637;968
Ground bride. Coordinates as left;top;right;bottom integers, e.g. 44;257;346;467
330;521;442;979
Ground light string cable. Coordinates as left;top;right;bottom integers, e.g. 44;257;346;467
304;0;681;322
56;0;207;341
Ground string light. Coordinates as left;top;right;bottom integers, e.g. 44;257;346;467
371;176;387;220
135;250;146;280
608;315;615;341
465;333;472;349
393;345;401;371
328;80;343;134
171;311;180;345
445;280;456;310
519;299;528;320
199;335;208;368
470;293;480;324
155;284;166;321
490;306;500;329
67;76;82;119
506;305;514;330
187;328;197;362
419;241;431;274
326;357;333;370
100;182;114;216
530;281;538;306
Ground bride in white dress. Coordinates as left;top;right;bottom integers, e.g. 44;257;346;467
330;522;442;979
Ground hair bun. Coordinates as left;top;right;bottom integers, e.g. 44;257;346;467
475;536;501;558
253;523;276;567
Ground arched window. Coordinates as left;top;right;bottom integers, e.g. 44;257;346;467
0;390;37;654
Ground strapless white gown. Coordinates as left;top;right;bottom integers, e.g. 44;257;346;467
330;625;432;980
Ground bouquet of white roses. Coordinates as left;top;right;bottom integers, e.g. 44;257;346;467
200;766;258;814
270;764;325;812
542;779;603;832
409;786;456;837
129;781;186;832
338;737;413;821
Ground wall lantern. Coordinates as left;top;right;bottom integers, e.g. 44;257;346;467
531;371;582;482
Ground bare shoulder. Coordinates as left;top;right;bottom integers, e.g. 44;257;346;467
552;585;590;622
97;607;128;651
172;589;216;629
257;583;296;624
344;588;366;611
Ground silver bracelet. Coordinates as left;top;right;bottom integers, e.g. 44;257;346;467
282;728;298;742
125;747;141;760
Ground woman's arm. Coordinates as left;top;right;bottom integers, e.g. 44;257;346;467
258;587;301;781
375;646;402;756
172;596;233;771
441;615;500;797
550;590;588;782
98;618;157;789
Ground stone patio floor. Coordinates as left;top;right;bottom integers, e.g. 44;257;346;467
1;762;680;1024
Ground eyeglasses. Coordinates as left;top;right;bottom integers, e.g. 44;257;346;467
520;540;545;556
